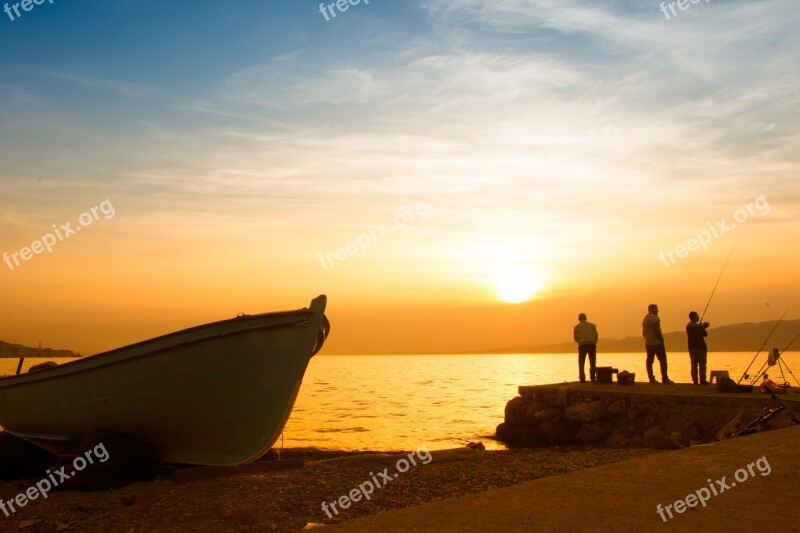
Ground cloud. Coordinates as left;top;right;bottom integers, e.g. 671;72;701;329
38;68;158;97
2;0;797;270
223;62;387;108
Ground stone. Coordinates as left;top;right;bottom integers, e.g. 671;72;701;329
540;421;580;445
556;386;569;407
670;431;687;448
625;405;642;422
716;413;744;441
604;432;633;448
519;388;536;400
533;407;564;423
524;401;547;421
520;426;547;447
496;422;523;442
618;417;647;438
578;420;614;444
504;396;530;425
607;399;626;421
643;410;660;428
643;427;681;449
565;401;607;424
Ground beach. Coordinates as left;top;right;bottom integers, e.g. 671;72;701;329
0;446;657;532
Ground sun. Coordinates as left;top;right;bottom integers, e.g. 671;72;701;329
491;265;545;304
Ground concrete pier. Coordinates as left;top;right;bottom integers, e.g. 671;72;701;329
496;382;800;448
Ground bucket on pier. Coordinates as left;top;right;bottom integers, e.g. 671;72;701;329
617;371;635;385
594;367;618;384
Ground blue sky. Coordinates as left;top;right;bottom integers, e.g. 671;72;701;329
1;0;799;353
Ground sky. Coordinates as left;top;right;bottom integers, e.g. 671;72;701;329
0;0;798;355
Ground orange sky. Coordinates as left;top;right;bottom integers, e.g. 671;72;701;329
2;208;798;356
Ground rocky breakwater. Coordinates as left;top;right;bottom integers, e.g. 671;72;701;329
496;384;799;449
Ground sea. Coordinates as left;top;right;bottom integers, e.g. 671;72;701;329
285;352;794;450
2;352;796;451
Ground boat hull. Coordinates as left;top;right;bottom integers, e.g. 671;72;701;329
0;295;328;466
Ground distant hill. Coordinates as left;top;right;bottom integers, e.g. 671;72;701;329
0;340;80;358
474;319;800;354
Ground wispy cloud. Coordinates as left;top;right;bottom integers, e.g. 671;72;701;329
38;68;158;97
224;63;387;107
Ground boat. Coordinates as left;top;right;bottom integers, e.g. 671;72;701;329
0;295;329;466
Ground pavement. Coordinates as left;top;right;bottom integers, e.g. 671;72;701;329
327;425;800;532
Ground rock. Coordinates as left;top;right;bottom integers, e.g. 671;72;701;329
619;418;647;439
524;401;547;421
716;413;744;440
565;401;607;424
533;407;564;423
607;399;626;421
643;413;660;430
670;432;687;448
643;427;681;449
504;396;530;425
520;426;546;447
579;421;613;444
519;388;535;400
496;422;523;442
604;432;633;448
556;386;570;407
626;405;642;422
692;409;736;441
540;421;579;445
497;422;548;447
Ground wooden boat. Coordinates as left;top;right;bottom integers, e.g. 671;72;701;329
0;295;329;466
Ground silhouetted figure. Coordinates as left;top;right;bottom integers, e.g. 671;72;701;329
643;304;673;384
574;313;598;383
686;311;710;385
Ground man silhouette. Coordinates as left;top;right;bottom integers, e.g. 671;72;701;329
643;304;673;384
686;311;710;385
574;313;598;383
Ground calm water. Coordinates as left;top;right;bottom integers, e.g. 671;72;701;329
2;352;795;451
283;351;793;450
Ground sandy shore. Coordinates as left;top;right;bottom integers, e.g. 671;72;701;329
0;446;658;532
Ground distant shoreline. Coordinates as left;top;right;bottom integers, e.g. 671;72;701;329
0;353;80;359
319;350;794;356
326;318;800;356
4;318;797;359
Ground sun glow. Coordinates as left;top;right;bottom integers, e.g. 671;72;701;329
491;265;546;304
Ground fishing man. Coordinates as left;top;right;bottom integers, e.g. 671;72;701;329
686;311;710;385
573;313;599;383
643;304;673;384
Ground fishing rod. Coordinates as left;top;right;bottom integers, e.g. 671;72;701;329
699;232;742;323
748;331;800;387
774;331;800;387
778;331;800;356
738;308;789;384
